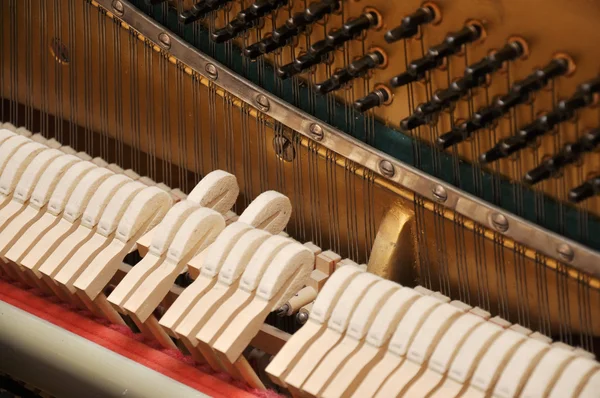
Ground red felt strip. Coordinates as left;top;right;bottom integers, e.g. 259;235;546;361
0;278;273;398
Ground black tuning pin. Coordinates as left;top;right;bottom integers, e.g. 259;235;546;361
436;57;570;149
385;6;436;43
211;0;288;43
569;175;600;203
146;0;167;4
400;41;524;131
523;128;600;185
481;77;600;164
315;51;384;94
390;24;482;88
354;87;390;112
244;0;339;59
179;0;233;24
277;11;378;79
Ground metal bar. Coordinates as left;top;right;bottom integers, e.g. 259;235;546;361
95;0;600;277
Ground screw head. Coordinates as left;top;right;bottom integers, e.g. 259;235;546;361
255;94;270;112
432;185;448;203
491;213;509;232
111;0;124;16
308;123;324;140
205;63;218;79
158;32;171;49
378;159;395;178
557;243;574;262
296;310;309;324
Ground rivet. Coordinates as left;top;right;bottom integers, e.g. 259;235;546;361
432;185;448;203
296;310;309;324
111;0;124;16
557;243;575;262
308;123;324;141
378;159;395;178
255;94;270;112
491;213;509;232
205;63;218;79
158;32;171;49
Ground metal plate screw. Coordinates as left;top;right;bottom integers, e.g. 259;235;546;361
255;94;270;112
432;185;448;203
158;32;171;49
111;0;124;16
309;123;324;141
205;63;218;79
491;213;509;232
378;159;395;178
557;243;574;262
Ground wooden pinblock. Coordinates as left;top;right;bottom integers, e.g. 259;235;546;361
315;250;341;275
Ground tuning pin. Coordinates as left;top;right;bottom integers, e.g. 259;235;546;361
465;41;524;84
238;0;288;25
305;0;339;22
145;0;167;4
180;0;232;24
354;88;390;112
569;175;600;203
578;76;600;95
524;128;600;185
385;6;436;43
512;58;569;97
436;120;478;149
211;25;237;43
315;51;383;94
315;70;351;94
243;42;264;59
390;24;482;88
277;62;302;79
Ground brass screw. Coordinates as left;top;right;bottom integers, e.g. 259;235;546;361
557;243;575;262
256;94;270;112
205;63;218;79
158;32;171;49
491;213;509;232
378;159;395;178
432;185;448;203
309;123;324;140
111;0;124;16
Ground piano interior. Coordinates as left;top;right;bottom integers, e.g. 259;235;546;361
0;0;599;397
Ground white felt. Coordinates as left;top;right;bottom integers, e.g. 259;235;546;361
365;287;422;347
47;161;96;216
428;313;485;374
238;191;291;235
187;170;239;214
448;322;503;383
0;135;30;173
80;175;132;228
1;124;17;132
46;138;62;149
256;242;314;309
62;168;114;223
0;142;47;196
29;155;81;210
115;187;172;242
327;272;381;333
548;357;599;398
95;182;146;237
12;149;63;203
470;329;527;392
520;346;576;398
578;370;600;398
239;235;293;292
0;129;16;144
166;207;225;263
148;200;200;256
388;295;443;357
346;280;399;340
408;304;462;365
218;228;272;285
310;265;364;325
200;222;254;279
492;338;550;398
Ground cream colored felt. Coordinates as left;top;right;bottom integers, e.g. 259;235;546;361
92;157;108;168
428;322;504;398
172;222;254;340
19;167;114;273
31;133;47;144
73;186;172;300
282;272;381;390
237;191;291;234
37;174;132;280
578;369;600;398
182;228;272;349
266;265;364;387
0;129;16;144
401;312;486;398
213;242;314;363
107;163;124;175
107;200;201;310
0;149;62;230
0;142;47;208
123;207;226;322
547;357;599;398
303;280;400;397
350;294;443;398
321;287;422;398
1;123;17;132
186;170;239;214
45;138;62;149
0;135;31;175
460;329;528;397
53;181;146;293
76;151;92;161
491;337;551;398
520;346;576;398
372;303;464;398
2;161;96;261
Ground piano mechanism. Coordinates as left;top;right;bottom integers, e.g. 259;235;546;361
0;0;599;397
